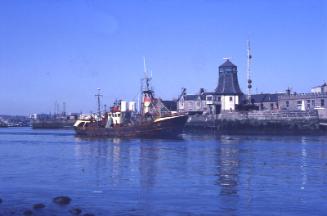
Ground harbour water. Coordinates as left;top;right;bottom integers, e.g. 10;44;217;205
0;128;327;215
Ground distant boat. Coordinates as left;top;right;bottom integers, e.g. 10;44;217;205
74;65;188;138
0;120;8;128
31;114;78;129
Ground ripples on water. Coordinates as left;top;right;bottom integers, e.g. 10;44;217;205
0;128;327;215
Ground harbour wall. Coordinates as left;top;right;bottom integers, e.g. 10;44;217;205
317;109;327;121
186;110;326;134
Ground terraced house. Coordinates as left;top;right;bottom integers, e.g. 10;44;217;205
279;83;327;111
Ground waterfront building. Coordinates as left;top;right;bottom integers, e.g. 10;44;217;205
178;59;243;114
250;93;280;110
251;87;327;112
278;92;327;111
177;89;210;114
177;57;326;114
311;82;327;94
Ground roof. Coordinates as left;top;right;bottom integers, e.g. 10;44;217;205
215;70;242;95
312;82;327;88
219;59;236;68
251;94;280;103
182;94;206;101
215;59;242;95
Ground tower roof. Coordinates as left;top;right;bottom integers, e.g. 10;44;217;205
215;60;243;95
219;59;236;68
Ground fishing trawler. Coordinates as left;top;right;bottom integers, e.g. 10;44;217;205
74;63;188;138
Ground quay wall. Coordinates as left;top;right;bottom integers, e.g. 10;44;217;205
318;109;327;120
186;110;325;133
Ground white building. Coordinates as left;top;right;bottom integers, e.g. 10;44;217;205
178;59;243;114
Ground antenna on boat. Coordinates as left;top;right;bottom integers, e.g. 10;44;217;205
95;88;103;118
62;102;66;116
140;56;154;115
143;56;152;91
143;56;148;77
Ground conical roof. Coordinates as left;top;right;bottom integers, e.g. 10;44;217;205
215;60;242;95
219;59;236;68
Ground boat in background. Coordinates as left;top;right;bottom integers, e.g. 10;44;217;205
31;113;78;129
0;118;8;128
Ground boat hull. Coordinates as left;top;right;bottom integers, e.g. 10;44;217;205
74;115;188;138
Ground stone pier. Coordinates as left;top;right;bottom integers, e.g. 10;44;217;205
186;110;326;134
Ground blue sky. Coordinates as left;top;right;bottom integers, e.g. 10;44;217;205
0;0;326;115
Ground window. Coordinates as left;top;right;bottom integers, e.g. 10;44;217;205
307;100;311;109
229;97;233;102
312;100;315;107
206;96;213;101
297;101;302;110
218;97;221;102
322;99;325;107
270;103;274;110
286;101;289;108
188;102;193;111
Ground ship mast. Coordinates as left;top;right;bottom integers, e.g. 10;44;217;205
95;88;103;118
62;102;66;116
246;40;253;103
140;57;153;115
143;57;152;92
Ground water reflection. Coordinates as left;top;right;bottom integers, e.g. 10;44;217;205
300;136;307;190
70;133;327;215
73;137;174;190
217;135;240;195
139;142;159;188
216;135;240;216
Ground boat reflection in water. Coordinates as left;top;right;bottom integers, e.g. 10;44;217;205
70;132;327;215
1;127;327;215
73;136;183;190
